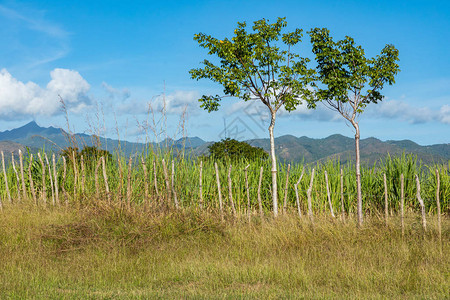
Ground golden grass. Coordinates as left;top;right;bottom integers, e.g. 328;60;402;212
0;201;448;299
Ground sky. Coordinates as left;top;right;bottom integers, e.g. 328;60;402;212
0;0;449;145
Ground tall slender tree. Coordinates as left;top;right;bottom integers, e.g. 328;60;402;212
308;28;400;225
190;18;315;216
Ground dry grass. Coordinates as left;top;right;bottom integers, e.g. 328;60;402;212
0;200;448;299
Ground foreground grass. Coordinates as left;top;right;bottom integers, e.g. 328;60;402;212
0;201;448;299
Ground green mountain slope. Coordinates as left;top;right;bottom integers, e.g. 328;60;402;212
0;121;448;165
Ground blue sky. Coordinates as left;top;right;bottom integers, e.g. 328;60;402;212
0;0;449;145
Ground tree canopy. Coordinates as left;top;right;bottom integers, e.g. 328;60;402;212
190;17;315;113
308;27;400;117
61;146;112;165
207;138;268;161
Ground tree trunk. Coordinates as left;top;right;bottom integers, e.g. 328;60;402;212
62;157;68;205
53;154;59;205
102;157;111;204
44;154;55;206
268;112;278;217
141;157;149;202
294;168;305;218
95;159;101;198
415;174;427;232
72;151;78;199
283;164;291;213
80;155;86;194
127;157;133;210
227;164;236;216
153;160;159;198
19;150;26;200
37;153;46;204
244;164;250;222
28;154;37;205
352;121;363;226
306;168;315;219
117;157;123;202
1;151;11;204
400;173;404;237
199;160;203;209
324;171;335;218
340;168;345;220
214;162;224;221
171;160;179;209
257;166;264;219
383;173;388;226
435;169;442;253
162;159;170;206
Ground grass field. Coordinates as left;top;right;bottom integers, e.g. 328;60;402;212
0;201;448;299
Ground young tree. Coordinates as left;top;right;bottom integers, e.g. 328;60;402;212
190;18;314;216
308;28;400;225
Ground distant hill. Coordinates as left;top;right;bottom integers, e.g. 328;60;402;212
0;141;27;154
0;121;206;157
0;141;32;156
242;134;449;165
0;141;41;165
0;121;138;155
0;121;448;165
0;121;61;141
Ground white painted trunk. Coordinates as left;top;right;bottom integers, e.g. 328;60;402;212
352;121;363;226
415;174;427;232
268;112;278;217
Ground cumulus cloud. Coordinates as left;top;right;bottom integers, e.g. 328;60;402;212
102;82;130;101
152;90;200;115
369;100;450;124
438;105;450;124
227;100;268;118
227;99;340;122
118;90;200;115
0;68;91;119
227;98;450;125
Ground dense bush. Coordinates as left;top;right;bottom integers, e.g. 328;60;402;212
61;146;112;164
208;138;268;161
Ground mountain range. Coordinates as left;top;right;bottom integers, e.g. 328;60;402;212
0;121;448;165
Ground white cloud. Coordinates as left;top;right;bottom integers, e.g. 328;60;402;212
439;105;450;124
369;100;450;124
227;99;339;122
227;100;268;117
102;82;130;101
0;68;91;119
118;90;200;115
153;90;200;115
280;102;341;121
47;68;90;103
225;97;450;127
